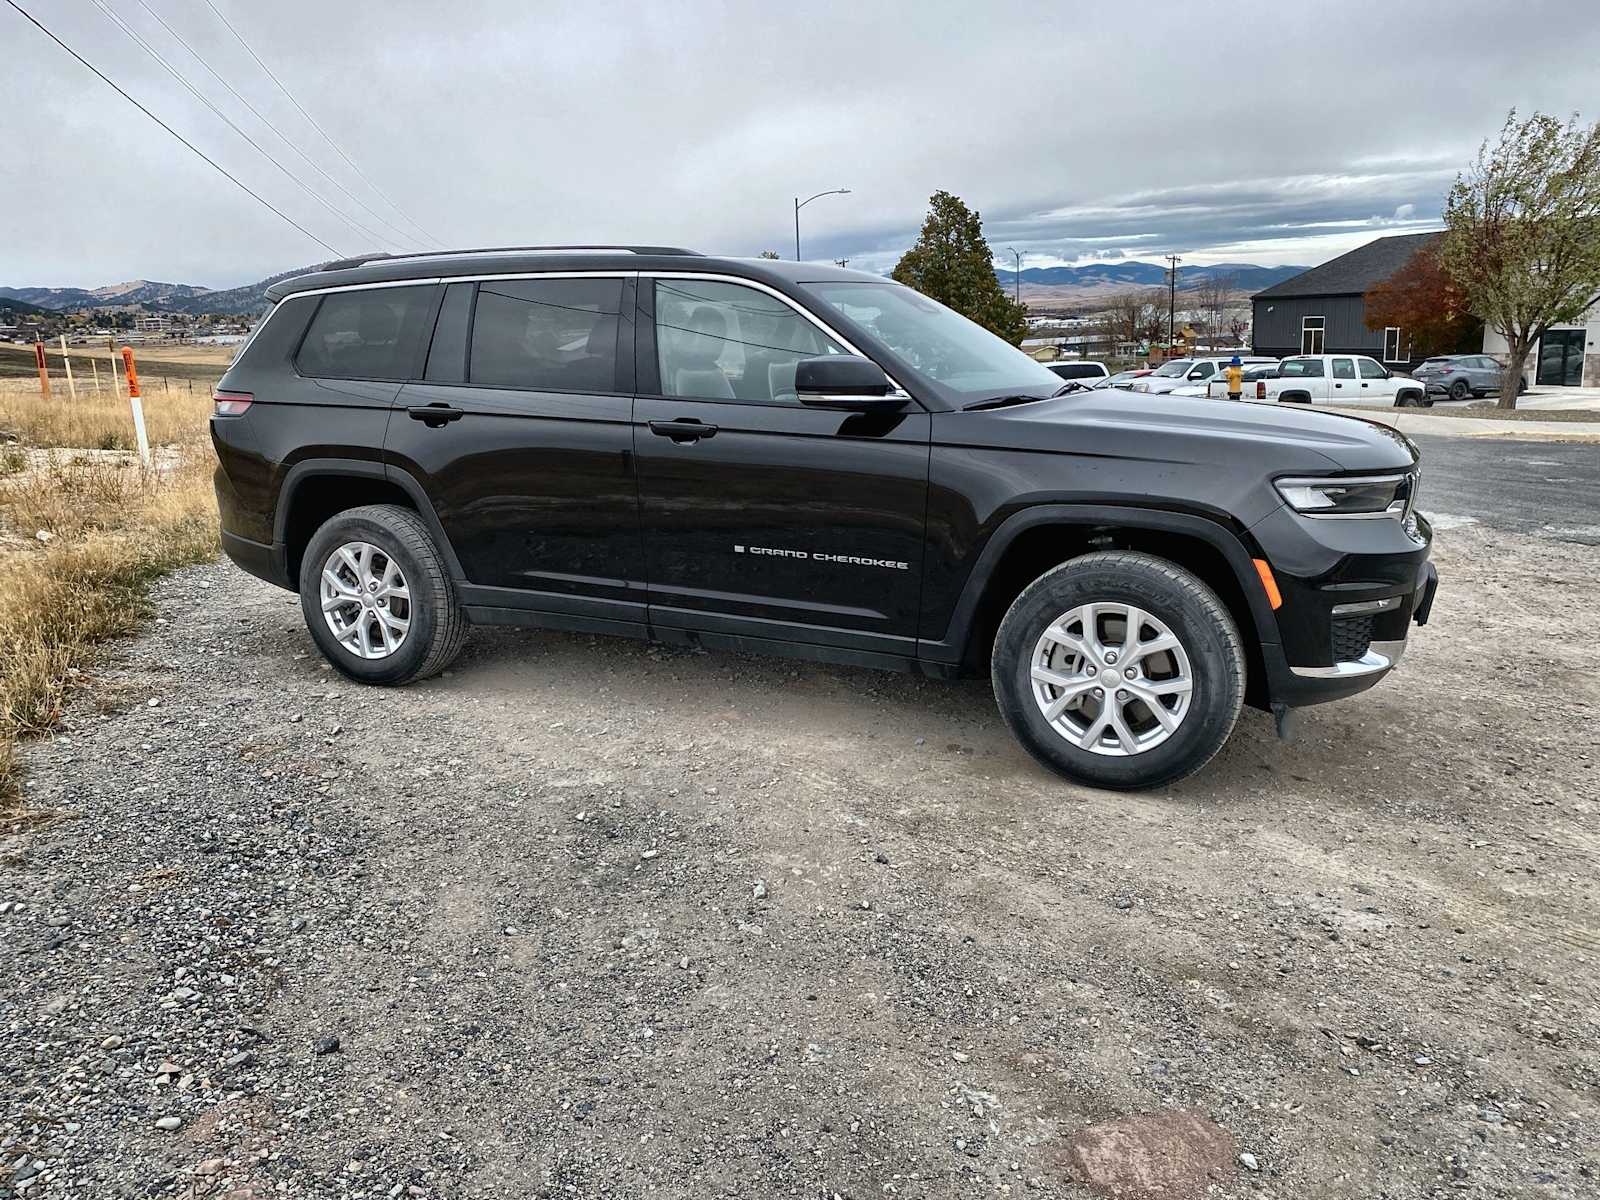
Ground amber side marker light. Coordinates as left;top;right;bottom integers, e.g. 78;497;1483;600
1252;558;1283;610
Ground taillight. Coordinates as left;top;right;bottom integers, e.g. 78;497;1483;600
213;390;253;416
1256;380;1266;399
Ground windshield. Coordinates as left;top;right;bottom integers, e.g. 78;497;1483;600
800;281;1063;400
1150;360;1193;378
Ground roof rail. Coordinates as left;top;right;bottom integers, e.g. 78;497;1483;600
318;245;703;271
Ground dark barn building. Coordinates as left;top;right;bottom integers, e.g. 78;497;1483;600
1252;232;1438;368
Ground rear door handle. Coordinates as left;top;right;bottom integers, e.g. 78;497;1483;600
407;403;464;426
649;418;718;442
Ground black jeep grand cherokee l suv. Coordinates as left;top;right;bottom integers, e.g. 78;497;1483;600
211;246;1437;790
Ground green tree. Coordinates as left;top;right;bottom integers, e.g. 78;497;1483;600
1441;109;1600;408
891;190;1028;344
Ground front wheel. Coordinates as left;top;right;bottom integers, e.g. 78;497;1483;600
991;552;1246;790
298;504;467;685
1448;379;1471;401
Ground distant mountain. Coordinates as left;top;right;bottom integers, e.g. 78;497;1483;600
163;265;329;316
0;279;213;311
994;261;1306;293
0;294;55;317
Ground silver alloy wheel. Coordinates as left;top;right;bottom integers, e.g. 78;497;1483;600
320;541;411;660
1030;602;1193;756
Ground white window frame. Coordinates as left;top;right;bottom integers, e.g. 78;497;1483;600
1382;326;1404;363
1300;316;1325;355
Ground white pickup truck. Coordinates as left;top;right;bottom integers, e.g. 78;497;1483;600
1209;354;1426;407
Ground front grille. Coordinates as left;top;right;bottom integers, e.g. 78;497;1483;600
1331;616;1375;662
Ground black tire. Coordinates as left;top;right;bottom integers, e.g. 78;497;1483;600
1394;389;1425;408
991;552;1246;791
1448;379;1471;401
298;504;467;685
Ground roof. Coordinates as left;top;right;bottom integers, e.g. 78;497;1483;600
265;247;878;301
1251;232;1441;301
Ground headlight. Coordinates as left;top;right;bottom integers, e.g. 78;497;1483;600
1275;473;1414;518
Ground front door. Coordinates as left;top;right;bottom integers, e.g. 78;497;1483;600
384;274;647;624
1537;330;1584;387
1329;356;1357;399
632;276;930;656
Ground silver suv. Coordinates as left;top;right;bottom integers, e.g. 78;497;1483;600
1413;354;1524;401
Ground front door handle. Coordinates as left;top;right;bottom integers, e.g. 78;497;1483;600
407;403;465;427
649;418;718;443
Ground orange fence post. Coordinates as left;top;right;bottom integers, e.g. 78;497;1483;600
34;339;51;399
121;346;152;467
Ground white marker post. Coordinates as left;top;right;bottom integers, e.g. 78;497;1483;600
59;335;78;402
121;346;152;468
90;356;102;395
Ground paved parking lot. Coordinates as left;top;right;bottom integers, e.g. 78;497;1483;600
2;435;1596;1199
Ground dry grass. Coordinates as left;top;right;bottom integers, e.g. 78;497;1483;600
0;375;216;450
0;381;219;825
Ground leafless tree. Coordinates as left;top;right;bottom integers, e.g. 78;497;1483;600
1192;272;1237;342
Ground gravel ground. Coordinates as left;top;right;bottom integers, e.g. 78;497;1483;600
2;522;1597;1199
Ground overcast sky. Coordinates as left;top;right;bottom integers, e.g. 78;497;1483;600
4;0;1598;289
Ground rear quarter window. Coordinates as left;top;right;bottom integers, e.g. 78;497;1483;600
295;285;439;381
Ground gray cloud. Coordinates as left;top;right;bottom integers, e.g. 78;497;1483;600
3;0;1597;287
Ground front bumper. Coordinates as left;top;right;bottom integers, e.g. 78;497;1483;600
1251;502;1437;707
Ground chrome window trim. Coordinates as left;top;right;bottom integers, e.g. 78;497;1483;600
276;269;908;396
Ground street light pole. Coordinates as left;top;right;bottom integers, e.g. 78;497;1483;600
794;188;851;261
1006;247;1023;306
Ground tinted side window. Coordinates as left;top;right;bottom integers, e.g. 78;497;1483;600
1052;363;1102;380
470;277;623;392
296;286;438;380
1280;358;1324;378
1358;358;1386;379
655;279;844;403
1331;358;1356;379
424;282;474;383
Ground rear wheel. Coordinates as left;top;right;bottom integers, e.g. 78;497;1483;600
991;552;1246;790
299;504;467;685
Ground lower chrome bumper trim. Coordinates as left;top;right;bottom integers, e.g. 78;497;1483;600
1288;638;1408;679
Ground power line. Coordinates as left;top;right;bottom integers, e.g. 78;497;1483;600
2;0;343;256
132;0;423;253
88;0;396;252
200;0;445;250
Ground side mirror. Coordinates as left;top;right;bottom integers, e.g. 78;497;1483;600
1187;368;1205;380
795;355;905;411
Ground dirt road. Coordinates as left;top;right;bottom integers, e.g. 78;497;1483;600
2;520;1596;1198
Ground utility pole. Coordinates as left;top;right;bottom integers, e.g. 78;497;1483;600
1005;247;1024;306
1165;254;1182;354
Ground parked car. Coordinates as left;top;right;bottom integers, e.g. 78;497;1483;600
1132;355;1276;395
1047;360;1111;385
1411;354;1526;402
1094;368;1152;390
1246;354;1428;407
211;246;1437;791
1201;363;1281;400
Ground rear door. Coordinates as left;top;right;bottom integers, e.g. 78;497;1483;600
1328;356;1358;401
632;275;930;657
384;272;647;628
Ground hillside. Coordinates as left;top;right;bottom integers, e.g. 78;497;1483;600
995;261;1304;294
4;257;1311;318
